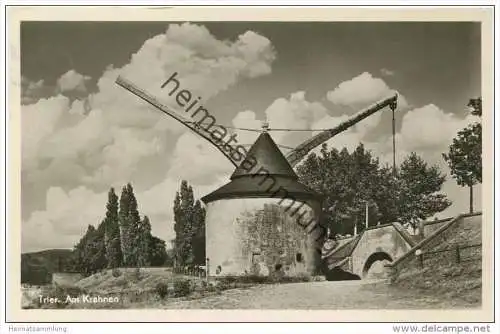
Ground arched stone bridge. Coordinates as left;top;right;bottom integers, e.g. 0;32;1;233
321;216;470;279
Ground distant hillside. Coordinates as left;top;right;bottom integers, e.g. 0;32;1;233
21;249;75;285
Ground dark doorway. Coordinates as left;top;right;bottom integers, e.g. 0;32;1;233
296;253;303;263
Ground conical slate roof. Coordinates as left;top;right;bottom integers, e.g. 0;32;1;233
230;132;297;180
201;131;322;204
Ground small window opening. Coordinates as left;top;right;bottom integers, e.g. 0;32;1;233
296;253;303;263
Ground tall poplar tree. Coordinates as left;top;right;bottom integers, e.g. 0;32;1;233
74;224;107;275
173;180;204;267
136;215;152;267
126;183;143;266
119;185;132;266
191;200;206;265
104;188;122;268
181;183;195;265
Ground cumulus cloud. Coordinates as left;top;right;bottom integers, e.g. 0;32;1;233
327;72;408;109
22;186;107;252
166;132;234;186
118;23;276;104
398;104;479;151
22;95;71;170
380;68;395;76
21;77;54;105
231;110;262;145
57;70;91;93
22;23;276;252
21;183;170;252
264;91;328;149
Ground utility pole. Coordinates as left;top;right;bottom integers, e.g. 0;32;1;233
389;98;398;220
469;184;474;214
390;100;397;177
365;201;369;229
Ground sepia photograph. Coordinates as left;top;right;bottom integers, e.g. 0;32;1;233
5;5;494;325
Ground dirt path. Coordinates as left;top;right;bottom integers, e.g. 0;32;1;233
156;280;480;309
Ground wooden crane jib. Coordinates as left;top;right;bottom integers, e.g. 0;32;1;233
285;94;398;167
115;75;398;169
115;75;239;167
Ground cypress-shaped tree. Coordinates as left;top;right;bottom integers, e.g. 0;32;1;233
126;183;142;267
73;224;106;275
119;185;132;266
74;225;96;275
191;200;206;265
136;215;152;267
173;190;183;267
173;181;195;266
92;221;108;272
181;184;195;265
104;188;122;268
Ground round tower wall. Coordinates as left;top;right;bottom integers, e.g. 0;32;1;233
205;197;324;277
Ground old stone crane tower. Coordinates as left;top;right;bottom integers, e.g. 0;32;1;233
115;75;398;278
201;128;324;277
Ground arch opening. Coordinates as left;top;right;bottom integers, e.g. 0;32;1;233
362;252;393;279
325;267;361;281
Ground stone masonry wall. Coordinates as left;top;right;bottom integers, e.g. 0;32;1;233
351;225;413;278
422;219;452;238
389;213;482;281
205;198;323;277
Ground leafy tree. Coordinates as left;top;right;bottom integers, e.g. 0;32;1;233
397;153;451;225
191;200;206;265
297;143;451;235
104;188;122;268
149;236;168;266
73;224;107;275
443;98;482;213
173;181;205;267
298;144;388;235
92;222;108;271
126;183;142;266
73;225;95;275
173;190;183;267
118;185;132;266
468;97;482;117
136;215;152;267
72;183;170;273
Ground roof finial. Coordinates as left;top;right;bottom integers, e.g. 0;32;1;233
261;121;269;133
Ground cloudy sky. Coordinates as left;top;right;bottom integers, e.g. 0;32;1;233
21;21;481;253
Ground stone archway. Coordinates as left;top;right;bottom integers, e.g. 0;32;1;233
362;252;393;279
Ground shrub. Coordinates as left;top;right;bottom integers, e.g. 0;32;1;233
311;275;326;282
131;268;142;282
114;276;128;287
207;282;217;293
239;275;270;284
275;275;310;283
112;268;122;278
295;272;312;282
173;279;192;297
155;282;169;299
215;279;232;291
